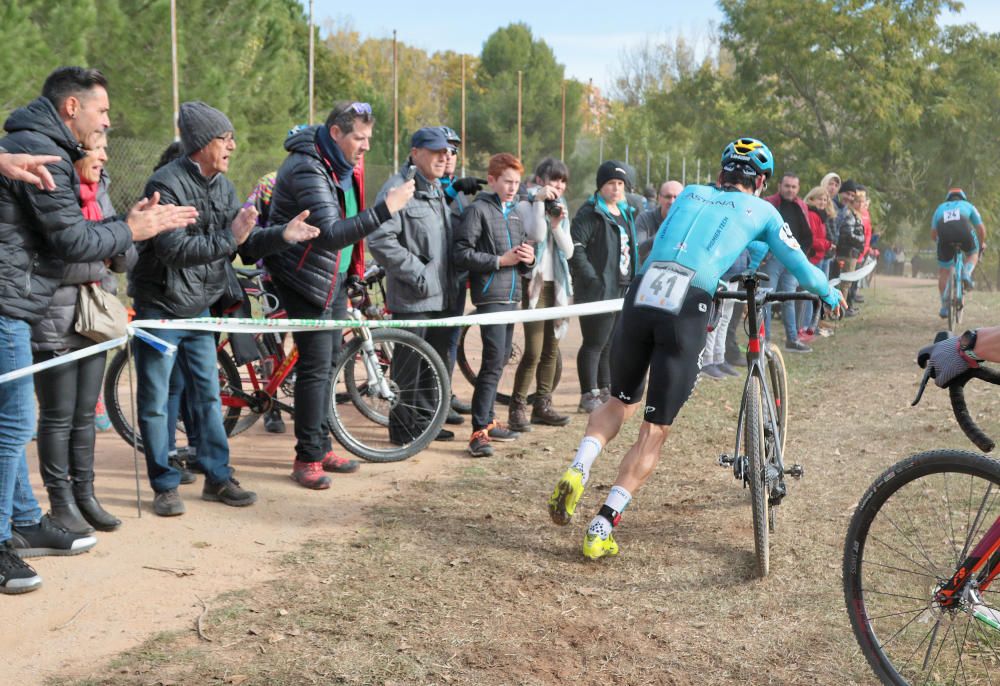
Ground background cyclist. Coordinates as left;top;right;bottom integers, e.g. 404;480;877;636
546;137;846;560
932;187;986;318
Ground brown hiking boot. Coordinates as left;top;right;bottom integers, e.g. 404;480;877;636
531;395;570;427
507;396;532;432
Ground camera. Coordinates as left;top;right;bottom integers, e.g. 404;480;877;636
544;199;562;218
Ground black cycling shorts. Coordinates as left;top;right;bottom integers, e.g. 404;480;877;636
608;283;713;426
936;220;978;264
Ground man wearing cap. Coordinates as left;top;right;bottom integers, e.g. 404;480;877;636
249;101;414;489
368;127;456;444
131;101;318;515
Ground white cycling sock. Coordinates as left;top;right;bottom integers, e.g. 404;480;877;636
587;514;613;538
605;485;632;514
570;436;603;485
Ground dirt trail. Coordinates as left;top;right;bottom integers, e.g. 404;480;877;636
4;276;999;685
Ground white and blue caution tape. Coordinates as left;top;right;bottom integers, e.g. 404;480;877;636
828;258;876;289
0;298;624;385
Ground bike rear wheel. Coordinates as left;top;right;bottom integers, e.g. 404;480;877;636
328;328;449;463
104;344;243;453
744;375;769;577
457;325;562;405
843;450;1000;685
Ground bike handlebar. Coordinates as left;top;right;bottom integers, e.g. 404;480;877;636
948;367;1000;452
914;336;1000;452
715;290;820;305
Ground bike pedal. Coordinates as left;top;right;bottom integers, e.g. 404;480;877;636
718;453;735;466
784;464;804;479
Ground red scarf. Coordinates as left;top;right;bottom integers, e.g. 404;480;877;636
78;180;102;221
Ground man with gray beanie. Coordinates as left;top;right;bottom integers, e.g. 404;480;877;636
130;101;318;516
368;127;457;445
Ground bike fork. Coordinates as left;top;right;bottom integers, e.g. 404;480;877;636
355;326;395;399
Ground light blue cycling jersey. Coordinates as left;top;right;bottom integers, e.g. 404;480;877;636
640;184;838;307
931;199;983;230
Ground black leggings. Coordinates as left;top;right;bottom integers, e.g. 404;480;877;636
577;311;618;393
33;349;107;488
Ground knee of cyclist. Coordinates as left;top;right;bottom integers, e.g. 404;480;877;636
638;421;670;444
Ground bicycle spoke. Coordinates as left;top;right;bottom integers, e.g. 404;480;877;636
867;532;944;581
863;558;939;581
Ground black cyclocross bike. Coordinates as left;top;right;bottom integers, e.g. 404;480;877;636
715;271;817;577
844;335;1000;685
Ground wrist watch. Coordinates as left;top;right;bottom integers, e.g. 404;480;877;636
960;329;981;361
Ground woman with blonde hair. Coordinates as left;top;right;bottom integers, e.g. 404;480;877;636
803;186;836;335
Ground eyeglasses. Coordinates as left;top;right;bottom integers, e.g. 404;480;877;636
347;102;372;115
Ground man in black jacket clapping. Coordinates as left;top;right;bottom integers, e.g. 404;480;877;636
131;101;317;516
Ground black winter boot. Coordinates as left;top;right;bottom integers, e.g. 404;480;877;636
47;486;95;535
73;482;121;532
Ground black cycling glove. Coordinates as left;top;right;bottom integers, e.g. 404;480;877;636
451;177;487;196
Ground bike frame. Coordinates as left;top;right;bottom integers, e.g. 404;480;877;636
218;271;389;416
730;278;786;487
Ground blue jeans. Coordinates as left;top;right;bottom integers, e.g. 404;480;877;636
0;316;42;542
134;307;232;491
763;258;799;343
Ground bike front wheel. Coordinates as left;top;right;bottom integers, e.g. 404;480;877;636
744;375;769;578
765;343;788;458
843;450;1000;685
328;328;449;463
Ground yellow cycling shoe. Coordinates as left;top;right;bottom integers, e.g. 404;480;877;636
582;530;619;560
548;467;586;526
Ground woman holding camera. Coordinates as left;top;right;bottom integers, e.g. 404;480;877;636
507;158;574;431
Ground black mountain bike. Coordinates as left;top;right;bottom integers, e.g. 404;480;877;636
844;336;1000;685
716;271;815;577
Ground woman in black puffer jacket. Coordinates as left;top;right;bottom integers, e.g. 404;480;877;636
32;131;132;534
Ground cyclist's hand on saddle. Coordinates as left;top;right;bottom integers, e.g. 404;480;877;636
451;177;486;196
921;335;978;388
282;209;320;243
385;179;416;214
231;206;258;246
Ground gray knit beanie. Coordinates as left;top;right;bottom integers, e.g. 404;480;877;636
178;101;234;155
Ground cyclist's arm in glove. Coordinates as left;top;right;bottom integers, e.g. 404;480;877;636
922;327;1000;387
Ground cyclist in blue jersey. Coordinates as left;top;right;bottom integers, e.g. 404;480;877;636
546;137;846;560
932;188;987;318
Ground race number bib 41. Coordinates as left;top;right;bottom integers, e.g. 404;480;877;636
635;262;694;314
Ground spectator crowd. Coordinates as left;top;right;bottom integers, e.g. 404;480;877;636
0;66;882;595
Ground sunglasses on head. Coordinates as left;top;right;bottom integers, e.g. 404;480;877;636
348;102;372;115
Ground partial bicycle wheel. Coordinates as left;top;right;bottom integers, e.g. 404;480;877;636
104;345;243;452
457;325;563;405
764;343;788;457
843;450;1000;686
743;374;769;578
328;328;449;462
343;331;393;426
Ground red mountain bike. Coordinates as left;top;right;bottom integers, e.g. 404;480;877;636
844;337;1000;685
104;267;449;462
